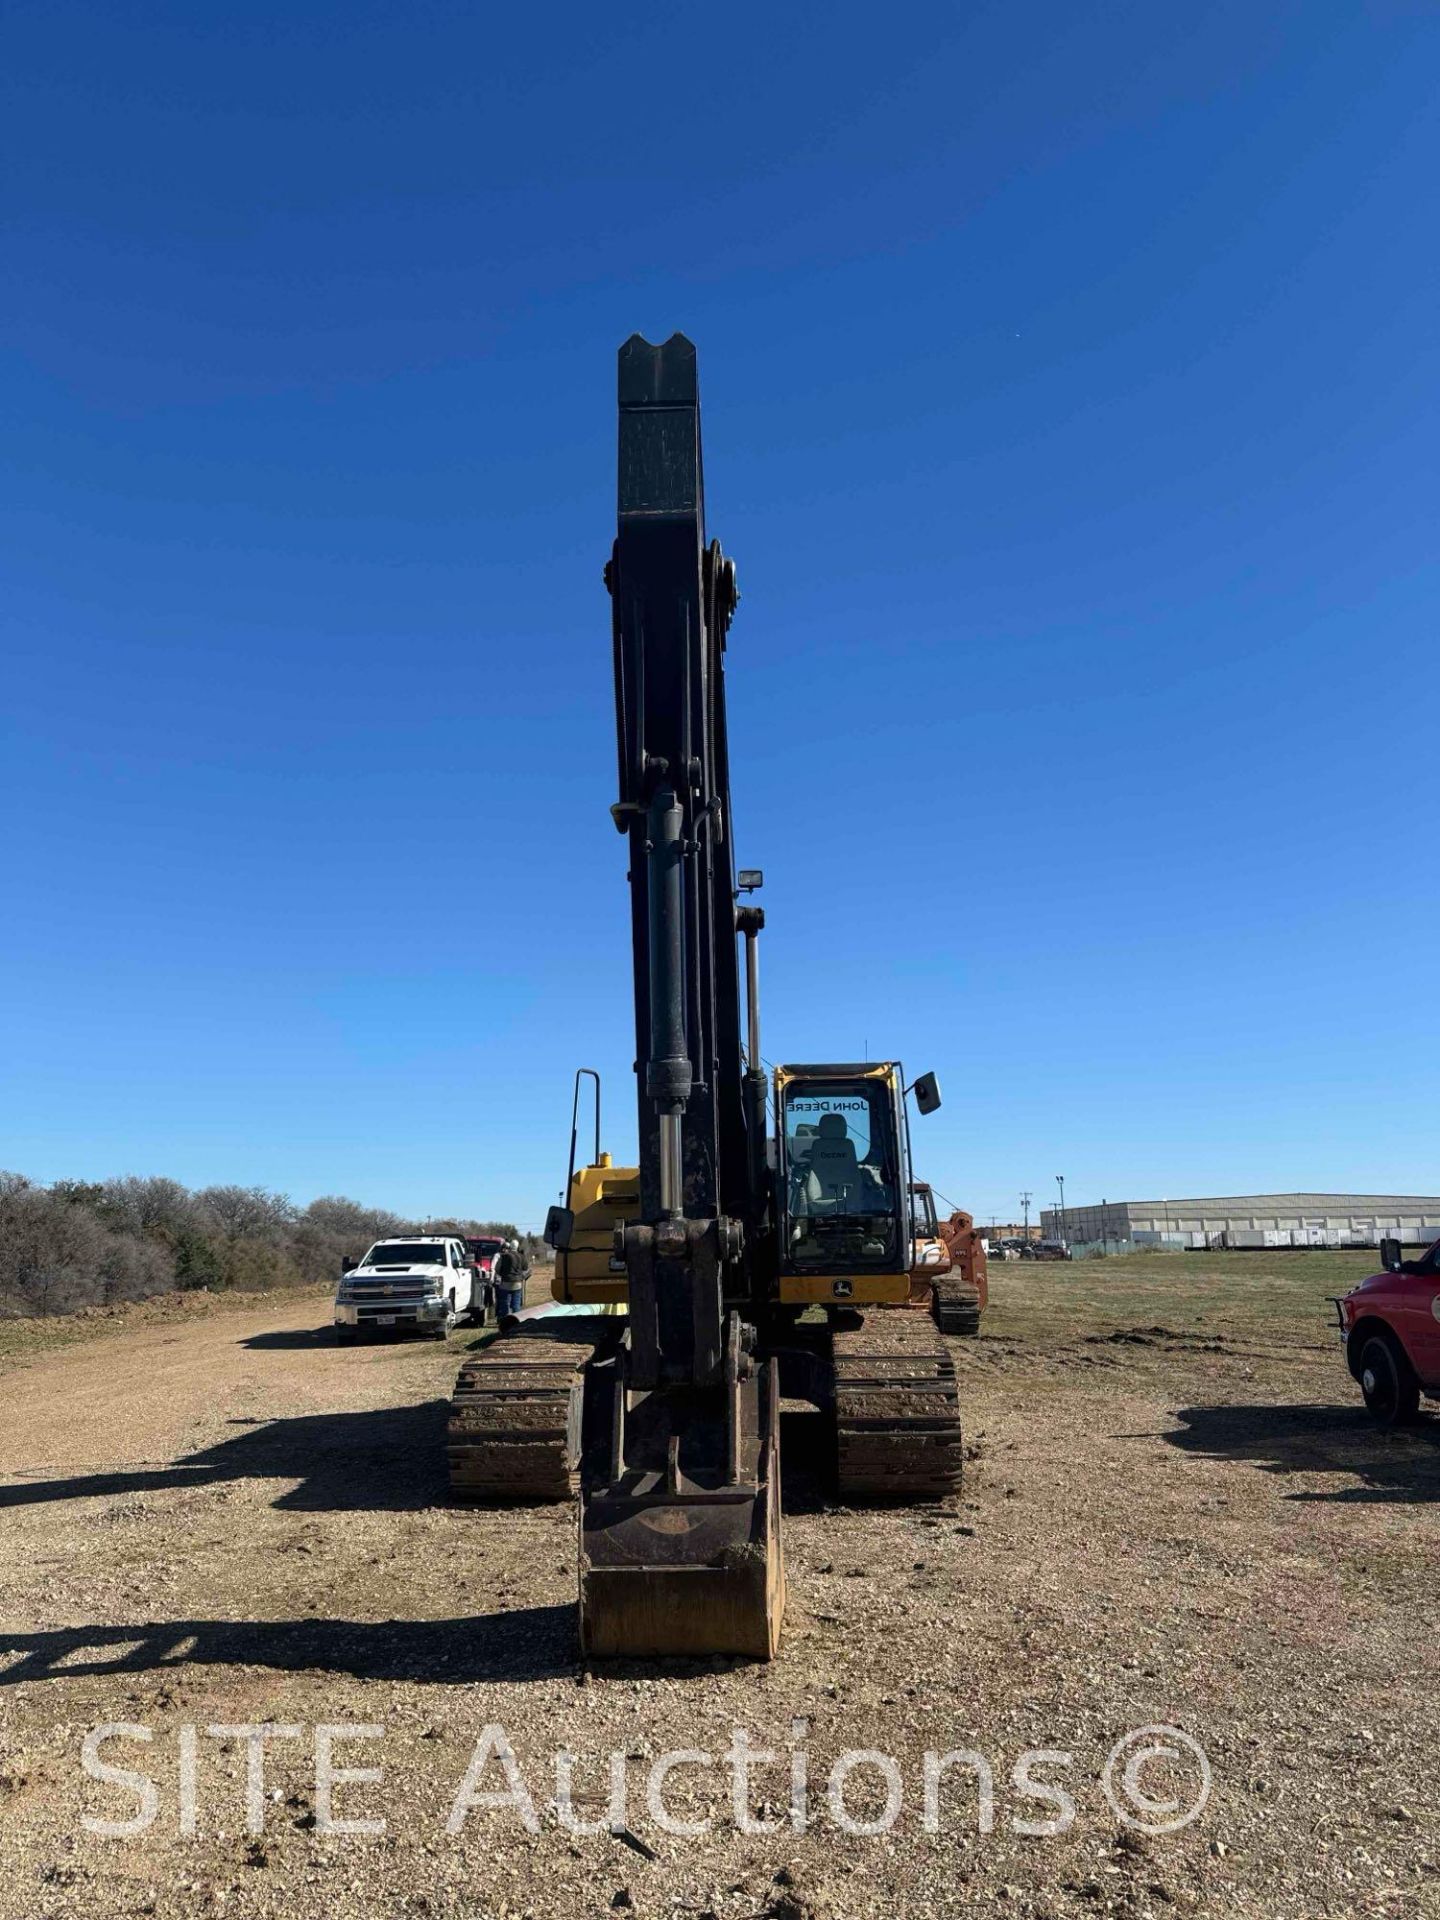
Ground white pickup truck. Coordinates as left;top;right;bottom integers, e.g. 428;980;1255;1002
333;1235;486;1341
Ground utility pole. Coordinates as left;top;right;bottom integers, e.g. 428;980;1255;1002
1020;1191;1031;1242
1056;1174;1065;1246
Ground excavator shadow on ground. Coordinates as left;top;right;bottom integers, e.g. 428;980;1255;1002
0;1410;850;1687
0;1400;453;1513
1166;1401;1440;1505
0;1606;576;1688
0;1397;838;1518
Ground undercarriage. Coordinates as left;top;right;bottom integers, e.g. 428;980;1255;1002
447;1303;962;1655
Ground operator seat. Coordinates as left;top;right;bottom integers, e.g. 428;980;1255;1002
807;1112;861;1209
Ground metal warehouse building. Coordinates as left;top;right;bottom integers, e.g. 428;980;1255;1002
1039;1194;1440;1250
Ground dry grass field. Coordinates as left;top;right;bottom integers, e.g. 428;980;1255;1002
1;1251;1436;1919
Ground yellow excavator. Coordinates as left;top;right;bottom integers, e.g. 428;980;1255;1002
447;336;963;1659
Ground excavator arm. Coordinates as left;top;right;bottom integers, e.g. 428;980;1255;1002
579;336;784;1657
606;333;757;1388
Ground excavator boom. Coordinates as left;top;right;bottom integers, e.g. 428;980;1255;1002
580;336;783;1658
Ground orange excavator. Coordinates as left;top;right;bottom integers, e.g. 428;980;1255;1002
910;1182;988;1336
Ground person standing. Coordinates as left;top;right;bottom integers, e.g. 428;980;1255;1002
495;1239;525;1321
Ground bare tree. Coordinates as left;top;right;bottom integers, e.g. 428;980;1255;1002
0;1183;173;1316
97;1176;197;1238
292;1195;409;1286
195;1185;297;1240
0;1170;530;1319
303;1196;407;1241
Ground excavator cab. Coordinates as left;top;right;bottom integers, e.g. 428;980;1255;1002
911;1181;941;1243
775;1063;930;1307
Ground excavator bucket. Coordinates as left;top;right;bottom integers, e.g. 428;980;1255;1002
579;1358;784;1660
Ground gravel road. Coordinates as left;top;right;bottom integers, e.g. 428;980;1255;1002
2;1260;1437;1919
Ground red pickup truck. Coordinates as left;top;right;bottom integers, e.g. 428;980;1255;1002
1335;1237;1440;1424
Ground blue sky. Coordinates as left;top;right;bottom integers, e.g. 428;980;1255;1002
4;1;1436;1228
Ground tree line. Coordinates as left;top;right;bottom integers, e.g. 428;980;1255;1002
0;1173;540;1319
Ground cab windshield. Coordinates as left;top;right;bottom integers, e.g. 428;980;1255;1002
782;1080;900;1266
911;1185;938;1237
362;1242;448;1267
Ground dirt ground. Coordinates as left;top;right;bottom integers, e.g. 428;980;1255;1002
2;1253;1437;1920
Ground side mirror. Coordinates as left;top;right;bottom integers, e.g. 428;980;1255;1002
341;1256;357;1274
544;1205;574;1252
1380;1236;1402;1273
911;1071;942;1116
